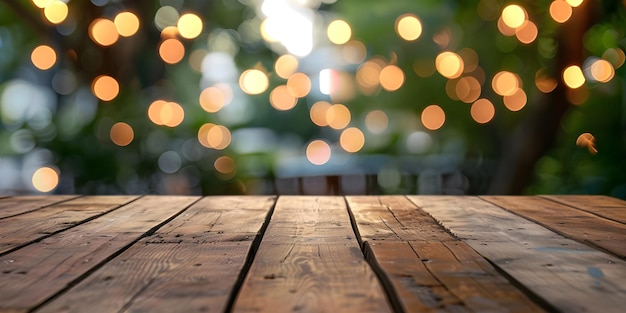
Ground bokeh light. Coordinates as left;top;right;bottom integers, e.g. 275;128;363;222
471;98;495;124
214;156;236;178
455;76;482;103
342;41;367;64
89;18;119;46
327;19;351;45
91;75;119;101
503;88;527;111
550;0;573;23
306;140;331;165
159;38;185;64
177;13;203;39
395;14;422;41
110;122;134;146
501;4;527;29
32;167;59;193
199;85;231;113
497;16;517;36
239;69;269;95
148;100;184;127
576;132;597;154
563;65;585;88
198;123;231;150
492;71;520;96
326;104;351;130
286;72;311;98
340;127;365;153
589;59;615;83
379;65;405;91
155;6;179;31
436;51;464;79
43;0;68;24
421;105;445;130
31;45;57;70
515;21;538;44
275;54;299;79
365;110;389;134
535;69;558;93
310;101;331;126
566;0;584;7
114;12;140;37
270;85;297;111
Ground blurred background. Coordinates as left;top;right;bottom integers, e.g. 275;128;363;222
0;0;624;197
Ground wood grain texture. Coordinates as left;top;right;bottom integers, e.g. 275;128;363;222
543;195;626;224
409;196;626;313
39;196;275;313
484;196;626;259
349;196;543;313
0;196;138;255
0;195;78;219
233;196;391;312
0;196;198;312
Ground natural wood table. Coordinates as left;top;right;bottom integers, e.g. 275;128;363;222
0;195;625;312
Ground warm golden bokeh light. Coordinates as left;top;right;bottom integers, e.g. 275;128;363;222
31;45;56;70
114;12;140;37
535;69;558;93
199;86;228;113
43;0;68;24
286;72;311;98
436;51;464;79
32;167;59;193
32;0;49;8
356;60;383;89
515;21;538;44
459;48;479;73
550;0;573;23
159;38;185;64
110;122;134;146
160;26;179;39
455;76;482;103
306;140;331;165
503;88;527;111
214;156;236;177
603;48;625;69
275;55;299;79
589;59;615;83
471;98;495;124
501;4;527;29
576;132;597;154
492;71;520;96
566;0;584;7
365;110;389;134
497;16;517;36
198;123;231;150
89;19;119;47
326;104;351;130
379;65;405;91
340;127;365;153
563;65;585;88
395;14;422;41
327;19;351;45
310;101;331;126
342;41;367;64
177;13;203;39
91;75;119;102
239;69;269;95
421;105;445;130
270;85;297;111
148;100;185;127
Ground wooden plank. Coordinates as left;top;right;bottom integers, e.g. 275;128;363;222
0;195;139;255
0;195;78;219
233;196;391;312
348;196;543;313
484;196;626;259
409;196;626;313
0;195;199;312
543;195;626;225
39;196;276;313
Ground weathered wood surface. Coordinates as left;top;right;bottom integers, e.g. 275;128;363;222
409;196;626;313
233;196;391;312
0;196;138;254
348;196;543;313
39;196;275;313
484;196;626;259
1;195;625;313
0;196;199;312
543;195;626;224
0;195;78;219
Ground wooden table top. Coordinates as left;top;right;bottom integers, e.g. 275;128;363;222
0;195;624;312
